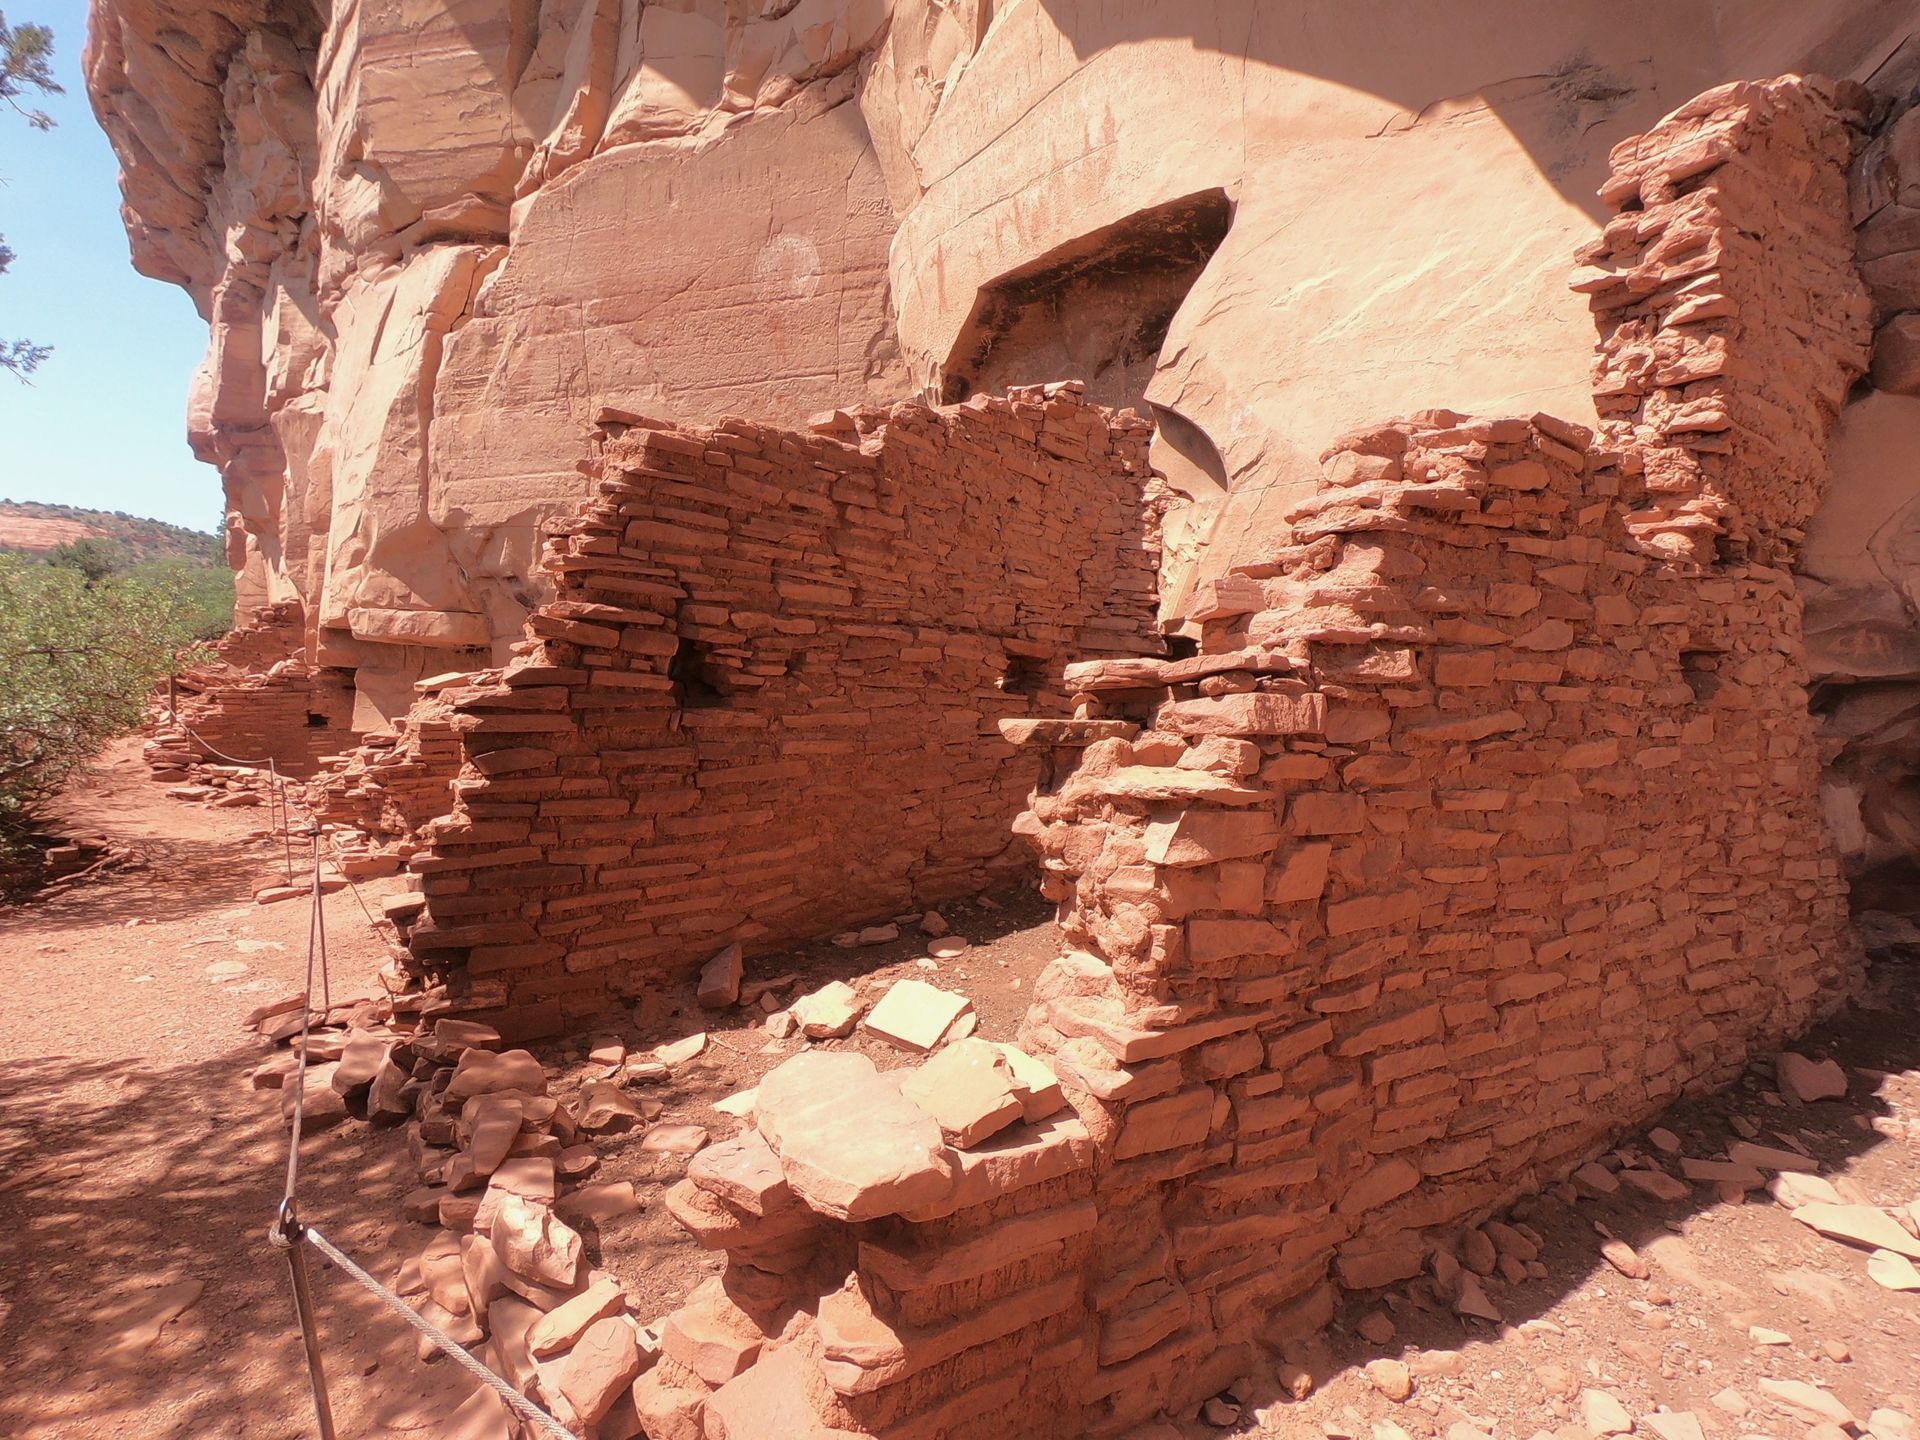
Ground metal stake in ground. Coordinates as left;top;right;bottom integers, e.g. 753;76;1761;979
272;1205;337;1440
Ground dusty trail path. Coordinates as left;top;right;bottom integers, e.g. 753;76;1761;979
0;740;461;1439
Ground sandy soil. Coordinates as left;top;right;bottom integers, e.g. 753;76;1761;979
0;740;470;1439
3;739;1917;1440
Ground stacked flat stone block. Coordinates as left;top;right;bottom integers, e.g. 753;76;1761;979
308;687;467;876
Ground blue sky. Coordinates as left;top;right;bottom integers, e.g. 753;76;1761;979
1;0;221;532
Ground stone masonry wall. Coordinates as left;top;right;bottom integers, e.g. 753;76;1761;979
393;387;1164;1038
624;76;1874;1440
143;602;353;783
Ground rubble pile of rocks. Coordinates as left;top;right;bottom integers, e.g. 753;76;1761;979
249;991;687;1438
244;924;1089;1440
387;385;1167;1039
307;684;468;880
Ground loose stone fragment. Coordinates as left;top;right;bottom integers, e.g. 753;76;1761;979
1621;1168;1691;1202
1791;1203;1920;1257
696;945;742;1009
1867;1248;1920;1291
587;1035;625;1067
1581;1389;1634;1436
899;1038;1025;1148
653;1032;707;1067
1756;1378;1855;1429
558;1316;644;1425
1454;1274;1501;1323
1601;1238;1650;1279
1573;1162;1620;1196
687;1130;790;1216
466;1094;524;1177
1680;1157;1767;1189
753;1051;952;1220
1776;1053;1847;1104
788;982;863;1040
490;1194;583;1289
1365;1359;1412;1401
1771;1173;1842;1208
1356;1311;1395;1345
1727;1140;1820;1173
445;1049;546;1102
555;1182;641;1225
577;1083;651;1135
528;1278;627;1359
1643;1412;1706;1440
862;979;973;1053
640;1124;710;1156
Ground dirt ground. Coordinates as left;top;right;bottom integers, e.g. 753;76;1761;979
0;740;472;1439
2;739;1918;1440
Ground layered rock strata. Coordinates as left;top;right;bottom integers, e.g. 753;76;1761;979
623;76;1873;1440
386;387;1164;1038
1799;51;1920;910
86;2;1920;724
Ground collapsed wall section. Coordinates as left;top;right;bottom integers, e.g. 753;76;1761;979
625;75;1872;1440
144;602;353;783
396;387;1165;1036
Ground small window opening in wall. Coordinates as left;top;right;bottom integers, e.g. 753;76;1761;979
1164;634;1200;661
305;713;329;728
1001;653;1045;696
1679;648;1724;705
670;635;726;709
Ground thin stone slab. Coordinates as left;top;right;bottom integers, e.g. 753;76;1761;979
899;1039;1024;1148
1776;1052;1847;1103
1726;1140;1819;1173
1790;1202;1920;1257
1868;1248;1920;1291
697;945;743;1008
529;1277;627;1359
558;1316;644;1426
687;1130;791;1217
863;980;973;1054
445;1048;546;1102
992;1043;1067;1122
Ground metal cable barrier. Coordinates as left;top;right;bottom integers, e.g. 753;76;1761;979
258;823;581;1439
156;695;579;1433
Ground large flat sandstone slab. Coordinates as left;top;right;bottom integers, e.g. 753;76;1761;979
753;1051;956;1222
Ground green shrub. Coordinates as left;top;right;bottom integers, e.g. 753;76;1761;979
0;553;219;850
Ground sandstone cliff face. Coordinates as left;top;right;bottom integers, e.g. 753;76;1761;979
87;4;1920;873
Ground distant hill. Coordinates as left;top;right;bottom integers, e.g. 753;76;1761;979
0;500;223;567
